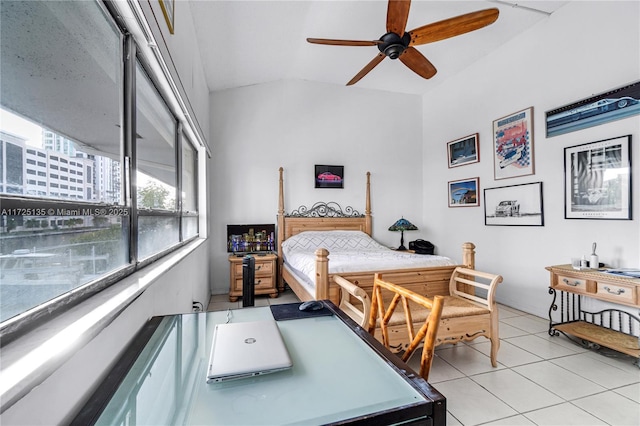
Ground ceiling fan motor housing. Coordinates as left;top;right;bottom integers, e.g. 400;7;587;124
378;32;411;59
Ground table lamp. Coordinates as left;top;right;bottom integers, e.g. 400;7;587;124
388;217;418;251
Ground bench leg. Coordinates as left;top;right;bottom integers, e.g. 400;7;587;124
490;315;500;367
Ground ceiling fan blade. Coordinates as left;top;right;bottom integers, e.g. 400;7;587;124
386;0;412;36
408;8;499;46
347;53;386;86
307;38;381;47
399;47;437;79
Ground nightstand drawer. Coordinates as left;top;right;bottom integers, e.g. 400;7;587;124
233;277;274;291
596;282;636;305
233;260;274;277
555;275;588;293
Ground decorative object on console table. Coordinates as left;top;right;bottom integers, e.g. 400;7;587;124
229;253;278;302
546;264;640;362
563;135;632;220
388;217;418;251
493;107;535;180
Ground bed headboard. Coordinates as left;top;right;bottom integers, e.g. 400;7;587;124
277;166;372;249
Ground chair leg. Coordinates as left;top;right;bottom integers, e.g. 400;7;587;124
490;314;500;367
490;335;499;367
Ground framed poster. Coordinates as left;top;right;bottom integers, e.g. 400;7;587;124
493;107;535;180
564;135;632;220
315;165;344;189
448;178;479;207
447;134;479;168
546;81;640;138
484;182;544;226
159;0;175;34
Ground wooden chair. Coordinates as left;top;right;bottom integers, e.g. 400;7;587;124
333;275;371;327
367;273;444;381
438;267;503;367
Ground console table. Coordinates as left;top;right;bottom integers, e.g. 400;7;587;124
546;264;640;361
72;301;446;425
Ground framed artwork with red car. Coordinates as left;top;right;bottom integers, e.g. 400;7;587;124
315;165;344;189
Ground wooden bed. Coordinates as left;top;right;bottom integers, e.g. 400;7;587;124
276;167;476;306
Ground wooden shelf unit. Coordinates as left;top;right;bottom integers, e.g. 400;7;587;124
546;264;640;360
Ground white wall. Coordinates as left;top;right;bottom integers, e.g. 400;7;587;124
423;1;640;317
209;80;423;294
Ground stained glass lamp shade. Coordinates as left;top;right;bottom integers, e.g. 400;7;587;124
388;217;418;251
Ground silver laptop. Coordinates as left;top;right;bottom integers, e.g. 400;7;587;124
206;320;293;383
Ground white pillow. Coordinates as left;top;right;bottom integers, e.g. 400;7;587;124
282;230;386;252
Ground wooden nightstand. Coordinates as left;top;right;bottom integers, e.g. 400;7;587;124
228;253;278;302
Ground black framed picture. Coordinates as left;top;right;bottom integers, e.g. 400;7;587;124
546;81;640;137
315;165;344;189
484;182;544;226
564;135;632;220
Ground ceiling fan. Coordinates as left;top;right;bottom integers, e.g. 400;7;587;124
307;0;499;85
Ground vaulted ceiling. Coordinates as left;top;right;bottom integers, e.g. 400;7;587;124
191;1;568;95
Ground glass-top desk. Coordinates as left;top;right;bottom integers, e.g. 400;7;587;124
73;301;445;425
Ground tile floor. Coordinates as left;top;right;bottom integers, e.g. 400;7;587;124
208;291;640;426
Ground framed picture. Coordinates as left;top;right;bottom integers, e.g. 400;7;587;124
493;107;535;180
564;135;632;220
484;182;544;226
315;165;344;189
448;177;479;207
546;81;640;138
447;133;479;168
159;0;175;34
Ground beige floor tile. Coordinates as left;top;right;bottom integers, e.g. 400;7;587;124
572;390;640;425
523;402;607;425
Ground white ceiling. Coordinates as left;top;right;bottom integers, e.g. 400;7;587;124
191;0;568;95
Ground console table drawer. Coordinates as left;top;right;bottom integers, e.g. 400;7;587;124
596;282;636;305
555;275;588;293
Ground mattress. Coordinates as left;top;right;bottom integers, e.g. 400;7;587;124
282;230;455;290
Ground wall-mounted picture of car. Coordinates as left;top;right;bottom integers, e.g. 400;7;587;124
448;177;479;207
315;165;344;188
484;182;544;226
564;135;631;220
447;133;479;168
546;80;640;137
493;107;535;180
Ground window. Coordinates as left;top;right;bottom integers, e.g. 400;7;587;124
0;1;201;333
181;133;198;240
135;63;179;260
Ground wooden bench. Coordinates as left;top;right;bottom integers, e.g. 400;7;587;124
334;267;504;367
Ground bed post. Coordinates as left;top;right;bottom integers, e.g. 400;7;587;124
365;171;372;236
315;248;330;300
462;242;475;269
277;167;285;292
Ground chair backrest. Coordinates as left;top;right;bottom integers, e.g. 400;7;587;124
367;273;444;381
333;275;371;327
449;267;503;310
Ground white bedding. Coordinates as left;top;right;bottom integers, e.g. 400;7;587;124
282;231;455;289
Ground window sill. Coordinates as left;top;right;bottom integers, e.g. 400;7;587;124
0;237;206;413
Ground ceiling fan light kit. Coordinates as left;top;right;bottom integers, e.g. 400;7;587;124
307;0;499;85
